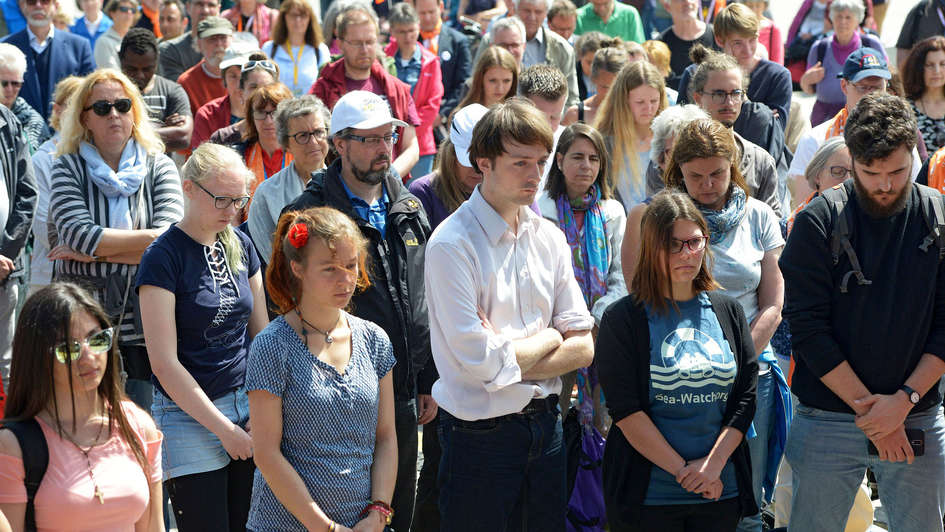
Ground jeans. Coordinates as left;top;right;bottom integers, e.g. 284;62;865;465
0;281;17;391
392;398;418;532
736;370;776;532
438;408;566;532
786;404;945;532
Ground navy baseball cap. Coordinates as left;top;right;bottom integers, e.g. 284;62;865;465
838;47;891;82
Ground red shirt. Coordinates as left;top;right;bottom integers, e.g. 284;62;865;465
178;60;226;120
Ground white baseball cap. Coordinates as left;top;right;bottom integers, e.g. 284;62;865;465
329;91;409;137
450;104;489;168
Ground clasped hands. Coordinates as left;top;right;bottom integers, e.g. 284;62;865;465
854;392;915;464
676;456;724;501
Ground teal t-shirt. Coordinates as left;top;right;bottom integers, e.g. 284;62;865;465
575;2;645;43
644;292;739;505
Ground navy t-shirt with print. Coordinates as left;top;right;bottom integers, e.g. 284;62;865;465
644;292;739;505
136;225;261;399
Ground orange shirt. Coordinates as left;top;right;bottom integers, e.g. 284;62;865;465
178;60;226;120
141;4;161;38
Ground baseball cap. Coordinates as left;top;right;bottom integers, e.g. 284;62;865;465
218;40;260;72
197;16;233;39
329;91;409;137
838;47;891;83
450;104;489;168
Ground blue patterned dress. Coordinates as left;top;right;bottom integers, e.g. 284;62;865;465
245;314;396;531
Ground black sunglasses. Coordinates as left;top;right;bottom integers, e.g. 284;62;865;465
84;98;133;116
0;80;23;89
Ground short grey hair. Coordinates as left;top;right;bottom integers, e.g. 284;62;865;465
650;104;710;162
490;16;526;42
276;95;332;148
322;0;375;40
0;44;27;78
388;2;419;27
515;0;551;11
829;0;865;24
804;136;847;190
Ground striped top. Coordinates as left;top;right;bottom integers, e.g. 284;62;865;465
49;151;184;345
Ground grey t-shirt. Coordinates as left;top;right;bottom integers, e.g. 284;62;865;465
710;197;784;325
142;75;192;127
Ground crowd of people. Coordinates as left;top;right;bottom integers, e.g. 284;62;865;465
0;0;942;530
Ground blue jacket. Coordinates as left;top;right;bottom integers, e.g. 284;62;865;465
433;25;471;121
1;28;95;120
69;13;113;49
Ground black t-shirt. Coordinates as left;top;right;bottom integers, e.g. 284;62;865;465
897;0;945;50
659;24;717;91
141;75;192;127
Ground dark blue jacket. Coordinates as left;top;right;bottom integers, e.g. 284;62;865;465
1;28;95;119
433;25;471;121
69;13;113;49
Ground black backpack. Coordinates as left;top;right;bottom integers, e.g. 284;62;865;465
820;182;945;293
1;419;48;532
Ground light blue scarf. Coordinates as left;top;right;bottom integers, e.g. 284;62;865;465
79;140;147;229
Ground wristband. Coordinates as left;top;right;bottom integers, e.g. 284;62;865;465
360;500;394;525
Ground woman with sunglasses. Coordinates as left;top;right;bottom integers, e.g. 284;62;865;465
596;191;758;531
136;142;269;532
623;119;787;532
94;0;139;69
260;0;330;97
49;69;184;411
0;283;163;531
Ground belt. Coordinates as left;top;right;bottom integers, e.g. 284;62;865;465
518;394;559;415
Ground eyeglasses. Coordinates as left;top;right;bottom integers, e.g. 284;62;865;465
290;128;328;144
669;236;708;254
241;59;278;75
24;0;52;6
850;81;885;94
252;108;277;121
701;89;745;104
0;80;23;89
115;5;134;12
84;98;132;116
828;166;852;179
345;132;399;146
53;328;114;364
286;11;308;20
192;180;251;209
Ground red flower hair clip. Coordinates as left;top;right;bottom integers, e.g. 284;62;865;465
288;222;309;249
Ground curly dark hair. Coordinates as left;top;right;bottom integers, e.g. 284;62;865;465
901;36;945;101
845;94;917;165
118;27;158;60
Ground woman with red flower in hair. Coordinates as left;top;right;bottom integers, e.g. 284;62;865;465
136;143;269;531
244;206;397;532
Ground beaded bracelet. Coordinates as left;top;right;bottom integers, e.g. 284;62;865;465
360;500;394;525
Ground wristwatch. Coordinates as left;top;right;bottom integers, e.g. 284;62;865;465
900;384;921;405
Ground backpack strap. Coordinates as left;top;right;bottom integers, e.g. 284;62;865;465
2;419;49;532
916;184;945;260
821;185;873;293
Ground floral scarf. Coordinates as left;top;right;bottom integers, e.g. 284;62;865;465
700;186;748;244
556;184;609;308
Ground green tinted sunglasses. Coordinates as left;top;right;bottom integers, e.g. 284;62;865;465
53;328;115;364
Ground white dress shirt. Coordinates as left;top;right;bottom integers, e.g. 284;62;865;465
27;25;55;54
425;187;593;421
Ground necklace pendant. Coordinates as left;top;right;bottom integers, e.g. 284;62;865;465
326;335;333;344
94;486;105;504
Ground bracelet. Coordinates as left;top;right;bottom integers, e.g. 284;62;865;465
327;521;336;532
359;500;394;525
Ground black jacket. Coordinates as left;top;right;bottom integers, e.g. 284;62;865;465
595;292;759;529
282;159;435;401
435;25;473;121
0;106;37;282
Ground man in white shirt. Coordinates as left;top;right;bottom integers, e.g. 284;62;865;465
425;98;594;530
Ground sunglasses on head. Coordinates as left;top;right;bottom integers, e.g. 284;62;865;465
84;98;133;116
53;328;115;364
241;60;278;75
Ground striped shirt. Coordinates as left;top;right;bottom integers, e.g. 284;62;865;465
49;151;184;344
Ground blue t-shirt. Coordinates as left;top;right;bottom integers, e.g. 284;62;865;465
644;292;739;505
136;225;261;399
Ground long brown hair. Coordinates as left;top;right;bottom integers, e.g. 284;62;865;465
3;283;149;474
266;207;371;314
662;118;750;203
902;36;945;100
270;0;325;50
544;123;612;200
632;191;719;315
431;139;471;214
456;46;519;112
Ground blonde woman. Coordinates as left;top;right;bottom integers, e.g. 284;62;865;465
594;60;668;213
49;68;184;410
137;143;268;532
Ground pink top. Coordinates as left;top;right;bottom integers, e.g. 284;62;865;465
0;401;162;532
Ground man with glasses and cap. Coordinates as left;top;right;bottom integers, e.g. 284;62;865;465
1;0;94;120
788;47;922;203
178;15;233;118
283;90;434;532
191;40;257;149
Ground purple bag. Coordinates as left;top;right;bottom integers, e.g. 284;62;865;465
563;407;607;532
